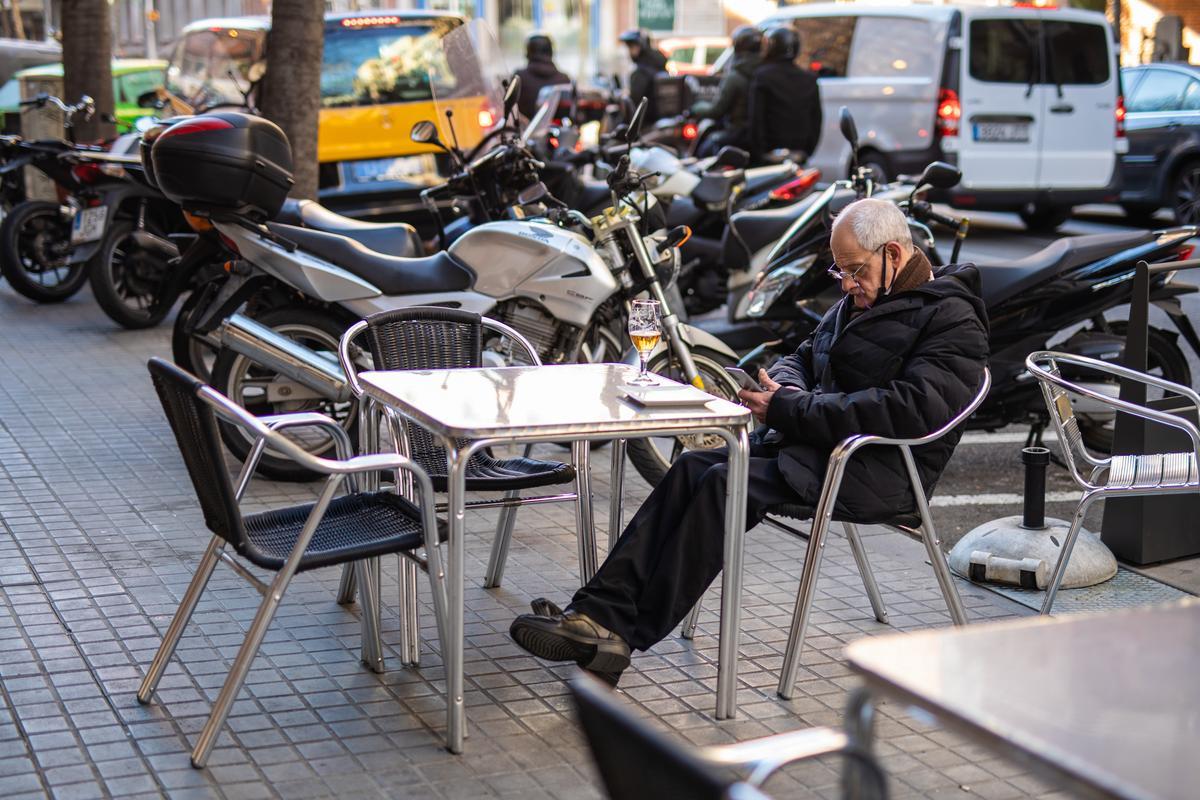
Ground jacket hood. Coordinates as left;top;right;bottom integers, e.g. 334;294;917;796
639;49;669;71
732;53;760;75
525;58;563;78
909;264;989;334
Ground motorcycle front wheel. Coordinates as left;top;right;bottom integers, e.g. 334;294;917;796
0;200;88;303
88;220;173;329
211;306;358;482
625;348;743;487
171;289;222;383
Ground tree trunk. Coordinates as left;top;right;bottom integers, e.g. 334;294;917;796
260;0;324;200
61;0;115;143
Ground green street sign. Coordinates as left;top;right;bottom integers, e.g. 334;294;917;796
638;0;675;32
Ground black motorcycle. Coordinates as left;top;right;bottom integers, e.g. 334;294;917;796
718;109;1200;454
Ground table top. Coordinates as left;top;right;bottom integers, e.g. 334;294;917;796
359;363;752;440
845;600;1200;800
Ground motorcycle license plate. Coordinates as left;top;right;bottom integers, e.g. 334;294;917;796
972;121;1030;143
70;206;108;244
347;154;437;185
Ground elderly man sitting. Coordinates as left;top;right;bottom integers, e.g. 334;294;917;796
510;198;989;684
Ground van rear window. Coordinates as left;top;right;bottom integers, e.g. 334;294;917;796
848;17;936;79
1042;21;1109;85
969;19;1039;84
790;16;857;78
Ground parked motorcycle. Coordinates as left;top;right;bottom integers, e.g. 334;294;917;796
156;88;741;483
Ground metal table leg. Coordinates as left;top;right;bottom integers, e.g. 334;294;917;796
608;438;627;550
443;437;475;754
716;424;751;720
572;441;598;583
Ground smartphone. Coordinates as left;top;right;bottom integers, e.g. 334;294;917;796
725;367;763;392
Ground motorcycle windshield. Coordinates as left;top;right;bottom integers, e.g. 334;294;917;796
520;84;569;145
426;19;506;152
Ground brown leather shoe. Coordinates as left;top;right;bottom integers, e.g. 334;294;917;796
510;609;631;673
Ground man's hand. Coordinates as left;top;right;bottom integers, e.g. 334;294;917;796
737;369;781;423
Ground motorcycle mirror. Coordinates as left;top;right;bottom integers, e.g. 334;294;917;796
517;181;549;206
918;161;962;190
626;98;647;144
136;90;161;109
410;120;441;146
838;106;859;149
504;75;521;122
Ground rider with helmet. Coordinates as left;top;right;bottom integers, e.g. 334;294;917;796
689;25;762;156
749;25;822;165
514;33;571;120
620;29;669;122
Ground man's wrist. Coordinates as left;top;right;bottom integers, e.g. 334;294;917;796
765;386;801;431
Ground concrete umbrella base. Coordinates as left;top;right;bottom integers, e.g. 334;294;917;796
948;515;1118;590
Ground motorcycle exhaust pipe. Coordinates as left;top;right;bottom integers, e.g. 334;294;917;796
130;229;180;260
218;313;351;403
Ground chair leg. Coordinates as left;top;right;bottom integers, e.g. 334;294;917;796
777;511;837;700
680;600;702;640
843;523;888;625
1040;493;1098;615
900;447;967;626
138;537;224;704
572;441;598;584
190;565;296;768
336;564;357;605
357;558;385;674
484;490;520;588
401;556;421;666
609;438;627;551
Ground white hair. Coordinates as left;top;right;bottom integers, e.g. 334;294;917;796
832;198;913;252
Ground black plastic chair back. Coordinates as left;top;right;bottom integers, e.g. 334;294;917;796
362;307;484;478
570;677;729;800
148;357;246;547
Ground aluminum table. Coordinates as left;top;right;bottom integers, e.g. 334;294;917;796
359;363;754;753
844;600;1200;800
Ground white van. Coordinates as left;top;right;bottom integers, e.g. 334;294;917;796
743;2;1126;231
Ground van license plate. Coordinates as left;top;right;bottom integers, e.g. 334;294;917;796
973;122;1030;143
348;154;438;185
70;206;108;245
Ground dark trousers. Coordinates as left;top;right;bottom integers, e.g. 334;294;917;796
571;443;801;652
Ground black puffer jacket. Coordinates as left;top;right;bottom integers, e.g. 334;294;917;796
763;264;989;523
629;48;669;121
748;60;822;162
515;57;570;121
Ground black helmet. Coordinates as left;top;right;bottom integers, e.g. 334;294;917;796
526;33;553;60
619;29;650;50
763;25;800;62
731;25;763;55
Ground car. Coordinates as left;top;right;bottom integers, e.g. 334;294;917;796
166;12;491;221
0;58;167;131
659;37;729;77
723;3;1125;231
1119;62;1200;226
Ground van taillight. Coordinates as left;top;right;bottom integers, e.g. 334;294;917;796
1116;95;1126;139
937;89;961;138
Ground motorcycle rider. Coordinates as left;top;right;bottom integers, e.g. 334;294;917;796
689;25;762;157
748;25;822;165
514;33;571;121
620;29;669;122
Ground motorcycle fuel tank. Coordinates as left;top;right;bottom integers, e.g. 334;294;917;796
449;220;617;329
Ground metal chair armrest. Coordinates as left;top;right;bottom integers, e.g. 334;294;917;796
337;319;370;398
482;317;543;366
1029;350;1200;409
698;727;851;786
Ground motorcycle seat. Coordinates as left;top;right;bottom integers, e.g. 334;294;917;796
976;230;1156;307
743;163;796;197
729;191;824;252
577;180;612;216
693;170;742;207
266;223;472;295
274;199;424;258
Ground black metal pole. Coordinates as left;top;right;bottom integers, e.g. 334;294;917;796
1021;446;1050;529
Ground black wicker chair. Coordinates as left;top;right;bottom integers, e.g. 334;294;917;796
337;307;583;664
136;358;445;769
570;675;887;800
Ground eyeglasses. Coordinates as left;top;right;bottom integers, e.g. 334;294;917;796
827;243;885;282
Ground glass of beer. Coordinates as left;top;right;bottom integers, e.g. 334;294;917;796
627;299;662;386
